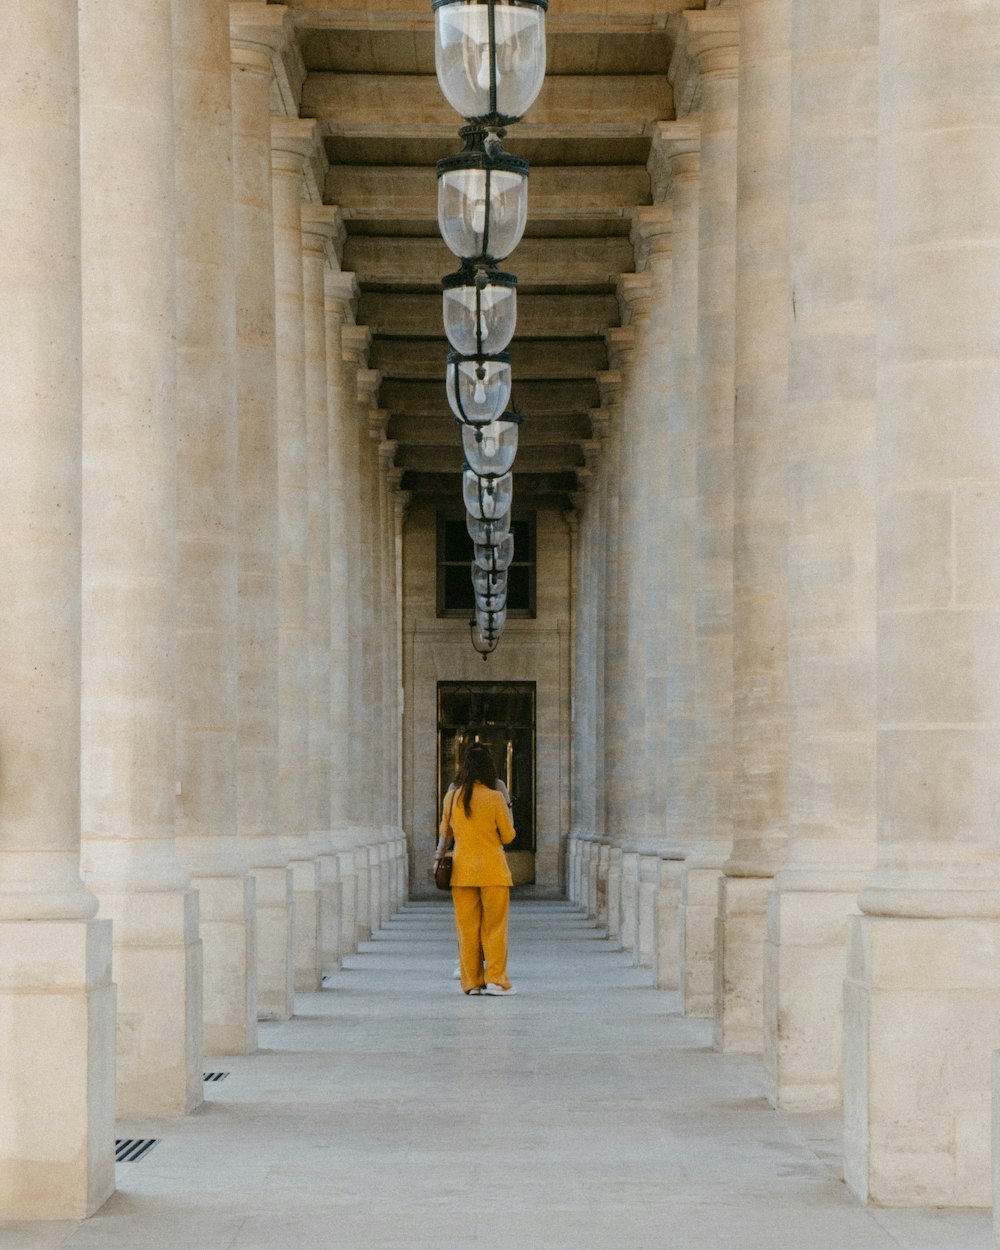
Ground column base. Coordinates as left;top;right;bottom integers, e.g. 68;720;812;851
0;919;116;1219
368;843;384;934
845;913;1000;1207
679;863;722;1018
318;853;342;974
764;886;856;1111
605;846;621;939
291;858;321;993
194;873;257;1057
713;873;770;1054
336;850;357;956
656;858;684;989
595;843;610;928
354;846;371;944
636;854;659;969
100;888;203;1116
619;850;639;955
253;866;293;1021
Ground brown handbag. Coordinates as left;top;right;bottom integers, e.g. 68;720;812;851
434;790;455;891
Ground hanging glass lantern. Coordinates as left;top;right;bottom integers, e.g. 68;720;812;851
463;466;513;520
438;135;528;263
473;533;515;573
446;352;511;425
475;583;507;613
443;267;517;356
472;564;507;598
476;605;507;636
433;0;548;125
466;510;510;546
462;409;520;476
470;626;500;656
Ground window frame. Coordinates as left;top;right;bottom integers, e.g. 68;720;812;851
435;510;537;620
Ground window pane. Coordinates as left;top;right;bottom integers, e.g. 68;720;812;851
506;563;530;611
443;520;473;563
444;564;475;612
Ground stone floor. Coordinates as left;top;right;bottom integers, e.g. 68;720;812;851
1;899;992;1250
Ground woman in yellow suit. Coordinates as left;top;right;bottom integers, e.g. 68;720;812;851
434;744;517;996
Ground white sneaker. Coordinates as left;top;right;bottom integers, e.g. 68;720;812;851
465;987;484;996
453;964;461;980
484;983;516;996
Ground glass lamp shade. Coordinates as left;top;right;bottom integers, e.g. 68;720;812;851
463;466;513;520
433;0;548;124
443;267;517;356
472;626;501;652
472;564;507;598
477;606;507;636
475;585;507;613
446;352;511;425
466;509;510;546
461;410;520;476
473;533;515;573
437;148;528;263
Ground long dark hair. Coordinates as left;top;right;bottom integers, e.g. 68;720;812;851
454;743;498;817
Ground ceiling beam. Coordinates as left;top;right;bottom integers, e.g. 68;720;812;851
359;291;621;338
327;165;650;220
304;74;670;133
380;377;600;416
343;235;634;288
369;338;608;381
388;414;593;445
285;0;693;34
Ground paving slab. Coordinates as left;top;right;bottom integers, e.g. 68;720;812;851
0;900;991;1250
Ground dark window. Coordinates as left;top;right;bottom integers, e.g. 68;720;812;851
436;512;536;618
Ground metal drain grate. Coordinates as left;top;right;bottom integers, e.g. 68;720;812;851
203;1071;229;1082
115;1139;158;1163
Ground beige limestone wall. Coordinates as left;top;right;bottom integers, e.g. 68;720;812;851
403;505;572;898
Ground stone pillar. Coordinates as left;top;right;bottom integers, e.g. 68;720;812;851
79;0;202;1117
173;0;256;1059
341;324;373;867
844;0;1000;1208
764;0;877;1112
230;19;291;1023
715;0;792;1056
679;8;740;1019
271;116;321;995
0;3;116;1215
301;206;343;983
323;269;360;967
648;121;701;990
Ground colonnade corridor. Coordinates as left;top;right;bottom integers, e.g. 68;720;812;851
0;901;988;1250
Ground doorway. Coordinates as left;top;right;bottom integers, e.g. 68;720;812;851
437;682;536;886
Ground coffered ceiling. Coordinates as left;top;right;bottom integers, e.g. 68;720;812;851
284;0;697;511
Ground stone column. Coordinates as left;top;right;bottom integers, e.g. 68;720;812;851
648;120;701;990
615;280;651;956
271;116;321;995
79;0;202;1117
0;3;115;1216
764;0;877;1112
679;8;740;1019
300;206;343;983
173;0;256;1059
341;324;373;884
326;272;361;959
715;0;792;1056
230;19;291;1023
845;0;1000;1208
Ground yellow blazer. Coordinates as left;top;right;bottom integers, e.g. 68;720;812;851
440;781;516;888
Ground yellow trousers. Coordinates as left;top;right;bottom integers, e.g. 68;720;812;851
452;885;512;992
